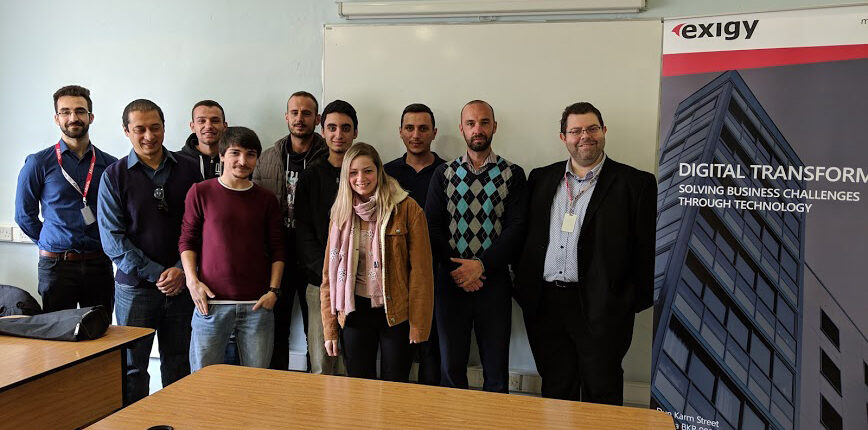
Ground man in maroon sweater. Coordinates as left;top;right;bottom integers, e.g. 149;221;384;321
179;126;285;370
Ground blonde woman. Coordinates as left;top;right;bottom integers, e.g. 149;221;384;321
321;142;433;381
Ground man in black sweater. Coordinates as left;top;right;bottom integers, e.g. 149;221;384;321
178;100;227;179
294;99;358;374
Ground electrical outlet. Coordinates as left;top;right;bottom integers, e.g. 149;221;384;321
508;372;522;392
12;226;32;243
0;225;13;242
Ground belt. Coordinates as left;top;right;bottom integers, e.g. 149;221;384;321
39;250;104;261
544;280;580;289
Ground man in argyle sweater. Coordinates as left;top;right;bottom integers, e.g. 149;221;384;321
424;100;527;392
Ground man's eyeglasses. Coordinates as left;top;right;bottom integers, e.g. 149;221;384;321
154;186;169;213
56;109;91;118
566;125;602;137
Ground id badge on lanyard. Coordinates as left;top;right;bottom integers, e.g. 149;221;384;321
562;172;597;233
55;141;96;225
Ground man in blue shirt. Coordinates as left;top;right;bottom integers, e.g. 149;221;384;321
15;85;118;313
97;99;201;404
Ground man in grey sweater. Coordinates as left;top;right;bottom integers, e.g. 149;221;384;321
253;91;327;371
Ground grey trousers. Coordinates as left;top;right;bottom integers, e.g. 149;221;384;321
306;284;344;375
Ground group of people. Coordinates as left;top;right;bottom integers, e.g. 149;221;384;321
14;84;656;407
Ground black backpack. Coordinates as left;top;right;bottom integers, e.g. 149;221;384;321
0;284;42;317
0;306;110;341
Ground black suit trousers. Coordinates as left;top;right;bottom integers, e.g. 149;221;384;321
525;282;635;405
436;268;512;393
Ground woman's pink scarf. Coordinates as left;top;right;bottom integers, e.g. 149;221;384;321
327;196;383;315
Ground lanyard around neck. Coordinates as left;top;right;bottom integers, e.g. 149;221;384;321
55;141;96;204
563;172;598;214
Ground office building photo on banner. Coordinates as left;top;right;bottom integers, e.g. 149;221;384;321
651;5;868;430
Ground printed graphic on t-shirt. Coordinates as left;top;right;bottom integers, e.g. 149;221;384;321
285;170;299;228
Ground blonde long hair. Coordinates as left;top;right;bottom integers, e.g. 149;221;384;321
330;143;403;226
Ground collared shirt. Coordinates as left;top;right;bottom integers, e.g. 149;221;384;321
461;150;498;175
14;139;118;253
97;148;180;283
543;155;606;283
383;152;446;205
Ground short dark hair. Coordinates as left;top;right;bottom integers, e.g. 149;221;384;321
321;99;358;130
191;100;225;121
400;103;435;128
219;126;262;156
461;100;496;122
122;99;165;130
560;102;604;133
288;91;319;113
53;85;92;112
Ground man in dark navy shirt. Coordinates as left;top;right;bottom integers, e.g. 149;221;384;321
383;103;444;386
14;85;118;313
384;103;445;205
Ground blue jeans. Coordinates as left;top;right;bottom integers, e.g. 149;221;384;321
114;282;194;404
190;303;274;371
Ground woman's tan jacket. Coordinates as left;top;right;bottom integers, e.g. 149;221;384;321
321;195;434;342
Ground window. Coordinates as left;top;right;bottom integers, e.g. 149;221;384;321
761;229;780;256
776;297;796;336
715;232;736;262
727;312;749;350
750;336;771;376
741;404;767;430
821;350;842;395
689;355;716;399
682;264;704;297
663;329;689;371
735;253;755;284
820;310;840;350
655;250;672;278
703;286;726;322
658;203;684;229
696;210;716;237
715;380;741;426
744;211;762;236
780;249;798;281
755;276;775;309
820;396;843;430
783;212;800;236
772;357;793;400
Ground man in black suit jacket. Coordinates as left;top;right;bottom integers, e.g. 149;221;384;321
514;102;656;405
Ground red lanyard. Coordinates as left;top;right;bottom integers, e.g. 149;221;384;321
55;141;96;204
564;172;598;214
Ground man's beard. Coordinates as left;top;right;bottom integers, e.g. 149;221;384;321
466;134;492;152
289;125;314;140
61;121;89;139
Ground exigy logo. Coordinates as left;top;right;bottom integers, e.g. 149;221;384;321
672;20;758;40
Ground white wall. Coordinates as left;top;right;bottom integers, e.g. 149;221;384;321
0;0;849;384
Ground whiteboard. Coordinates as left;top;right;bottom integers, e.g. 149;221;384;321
323;20;662;392
323;20;662;173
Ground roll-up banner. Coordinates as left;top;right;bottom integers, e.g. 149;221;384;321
653;5;867;430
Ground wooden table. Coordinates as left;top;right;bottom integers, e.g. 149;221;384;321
0;325;153;429
90;364;674;429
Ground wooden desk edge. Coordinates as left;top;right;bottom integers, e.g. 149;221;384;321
0;325;153;392
201;365;677;427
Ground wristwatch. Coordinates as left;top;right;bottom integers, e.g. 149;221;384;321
268;287;281;297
